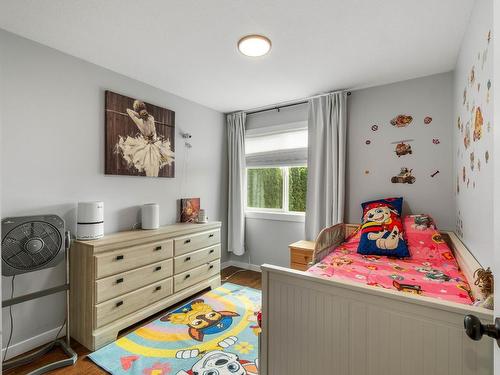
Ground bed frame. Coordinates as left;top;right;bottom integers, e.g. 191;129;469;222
260;223;493;375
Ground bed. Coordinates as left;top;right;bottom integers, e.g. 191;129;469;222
259;218;493;375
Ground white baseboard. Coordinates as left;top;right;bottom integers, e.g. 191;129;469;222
2;324;65;361
221;260;261;273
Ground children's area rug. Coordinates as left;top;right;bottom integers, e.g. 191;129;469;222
88;283;261;375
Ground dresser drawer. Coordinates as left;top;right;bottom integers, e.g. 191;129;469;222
174;229;220;256
95;259;173;304
174;260;220;292
174;244;221;274
95;278;173;328
95;240;173;279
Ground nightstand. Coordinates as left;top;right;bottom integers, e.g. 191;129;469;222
289;240;315;271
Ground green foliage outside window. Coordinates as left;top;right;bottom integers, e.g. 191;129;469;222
289;167;307;212
247;166;308;212
247;168;283;209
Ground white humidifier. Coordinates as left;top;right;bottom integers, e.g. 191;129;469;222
77;201;104;240
141;203;160;230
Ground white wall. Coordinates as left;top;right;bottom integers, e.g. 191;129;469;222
0;30;227;357
453;0;493;268
346;72;455;229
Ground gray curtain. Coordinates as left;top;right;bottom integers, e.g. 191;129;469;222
226;112;246;255
305;92;347;240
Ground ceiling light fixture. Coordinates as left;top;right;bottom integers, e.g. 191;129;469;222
238;35;272;57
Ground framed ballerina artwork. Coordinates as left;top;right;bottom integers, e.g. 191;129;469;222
105;91;175;177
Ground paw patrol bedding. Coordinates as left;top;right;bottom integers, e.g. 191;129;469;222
307;216;474;305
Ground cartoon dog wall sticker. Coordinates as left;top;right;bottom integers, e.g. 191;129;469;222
361;202;403;250
161;299;239;342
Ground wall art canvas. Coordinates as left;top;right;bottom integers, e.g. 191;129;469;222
105;91;175;177
180;198;200;223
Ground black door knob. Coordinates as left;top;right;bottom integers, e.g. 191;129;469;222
464;315;500;347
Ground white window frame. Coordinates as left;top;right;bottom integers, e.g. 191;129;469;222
245;165;306;223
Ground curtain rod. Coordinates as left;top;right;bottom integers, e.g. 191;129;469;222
228;89;352;116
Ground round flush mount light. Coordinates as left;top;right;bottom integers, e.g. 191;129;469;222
238;35;272;57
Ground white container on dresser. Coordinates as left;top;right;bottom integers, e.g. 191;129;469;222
69;222;222;351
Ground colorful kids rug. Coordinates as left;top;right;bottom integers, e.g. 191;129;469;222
88;283;261;375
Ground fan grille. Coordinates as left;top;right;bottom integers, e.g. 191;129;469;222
2;221;63;271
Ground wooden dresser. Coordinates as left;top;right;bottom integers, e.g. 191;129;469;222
70;222;222;351
289;240;315;271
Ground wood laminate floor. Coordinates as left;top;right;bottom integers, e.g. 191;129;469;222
4;266;261;375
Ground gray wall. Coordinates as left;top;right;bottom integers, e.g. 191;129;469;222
240;73;455;268
453;0;493;268
0;30;227;355
346;72;455;229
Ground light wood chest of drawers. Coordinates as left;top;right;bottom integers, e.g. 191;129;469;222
69;222;222;350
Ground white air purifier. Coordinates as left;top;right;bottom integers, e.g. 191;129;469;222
142;203;159;230
77;201;104;240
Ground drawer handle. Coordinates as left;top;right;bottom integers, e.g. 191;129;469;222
184;239;191;244
209;234;214;238
116;255;124;261
116;278;124;284
209;249;214;254
185;274;191;280
116;301;123;308
155;286;162;291
155;266;162;272
209;265;214;270
185;256;191;262
154;246;162;251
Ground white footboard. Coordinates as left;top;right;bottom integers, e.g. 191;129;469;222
260;265;493;375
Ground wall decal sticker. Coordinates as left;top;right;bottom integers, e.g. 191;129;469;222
477;158;481;171
470;66;475;85
463;88;467;105
431;170;440;178
392;139;414;157
473;107;483;141
371;124;379;131
482;49;488;70
390;115;413;128
364;170;370;175
464;122;471;149
462;166;466;182
467;178;470;188
457;176;460;194
488;30;491;43
470;152;475;171
487;79;491;103
457;116;463;132
391;168;415;184
432;139;440;145
365;140;371;145
477;83;481;92
473;181;476;189
485;150;490;163
424;116;433;125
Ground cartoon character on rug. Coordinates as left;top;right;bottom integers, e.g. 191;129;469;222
361;202;403;250
176;350;258;375
161;299;239;341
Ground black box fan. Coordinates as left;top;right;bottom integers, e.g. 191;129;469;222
1;215;77;374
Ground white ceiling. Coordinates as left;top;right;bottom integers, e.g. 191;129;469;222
0;0;474;112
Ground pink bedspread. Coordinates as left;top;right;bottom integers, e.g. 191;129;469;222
307;216;474;305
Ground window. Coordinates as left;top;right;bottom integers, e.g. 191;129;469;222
245;123;308;220
246;166;308;213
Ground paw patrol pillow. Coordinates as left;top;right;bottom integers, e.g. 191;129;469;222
357;197;410;258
